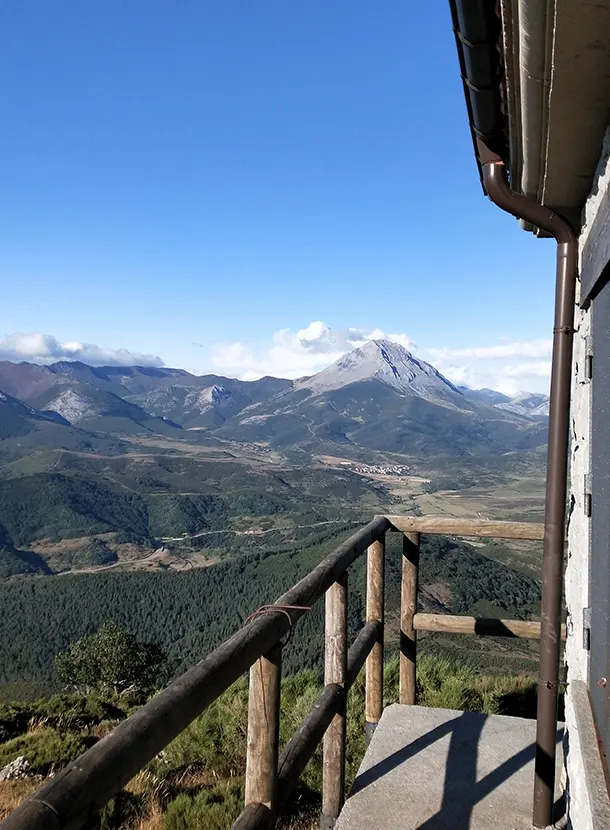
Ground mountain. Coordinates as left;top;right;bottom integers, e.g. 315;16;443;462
44;362;193;394
459;387;511;406
124;376;293;428
298;340;469;409
496;392;550;419
0;390;70;440
0;343;551;584
0;361;199;405
0;363;60;401
0;363;186;436
0;361;292;431
459;386;549;420
38;386;183;435
0;342;549;455
126;383;248;428
216;340;547;455
0;389;128;464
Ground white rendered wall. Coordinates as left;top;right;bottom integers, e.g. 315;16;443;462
564;128;610;829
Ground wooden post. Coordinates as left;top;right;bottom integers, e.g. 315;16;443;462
365;537;385;743
400;532;420;705
245;644;282;813
322;573;347;830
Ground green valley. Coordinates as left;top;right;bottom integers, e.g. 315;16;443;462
0;347;551;830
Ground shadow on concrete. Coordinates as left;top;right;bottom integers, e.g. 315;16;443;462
350;714;462;795
352;711;564;829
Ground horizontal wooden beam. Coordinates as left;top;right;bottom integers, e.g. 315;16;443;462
277;622;379;811
413;613;566;640
383;515;544;541
347;620;382;689
276;684;343;816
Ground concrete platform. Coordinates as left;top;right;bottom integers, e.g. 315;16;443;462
336;704;564;830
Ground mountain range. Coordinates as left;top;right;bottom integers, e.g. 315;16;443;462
0;340;549;457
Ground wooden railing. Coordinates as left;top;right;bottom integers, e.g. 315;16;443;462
1;515;549;830
382;516;563;710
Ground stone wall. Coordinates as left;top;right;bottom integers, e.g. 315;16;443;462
564;127;610;830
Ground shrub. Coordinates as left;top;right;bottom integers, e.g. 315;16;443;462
0;727;89;774
0;693;127;742
54;622;165;698
164;782;243;830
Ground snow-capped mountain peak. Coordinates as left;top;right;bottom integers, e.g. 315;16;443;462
297;339;467;408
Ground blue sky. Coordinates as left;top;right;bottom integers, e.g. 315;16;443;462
0;1;555;393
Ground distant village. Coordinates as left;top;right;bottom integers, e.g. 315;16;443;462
341;462;411;476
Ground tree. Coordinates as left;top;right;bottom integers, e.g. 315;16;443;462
54;621;165;697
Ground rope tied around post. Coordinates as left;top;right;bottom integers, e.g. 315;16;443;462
245;604;312;645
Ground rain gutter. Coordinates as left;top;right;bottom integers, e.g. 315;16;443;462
450;3;579;827
479;142;577;828
448;0;507;190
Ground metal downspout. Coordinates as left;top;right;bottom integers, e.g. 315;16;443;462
479;143;577;829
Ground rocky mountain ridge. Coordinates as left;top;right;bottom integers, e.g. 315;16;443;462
297;339;466;409
0;341;549;456
496;392;550;418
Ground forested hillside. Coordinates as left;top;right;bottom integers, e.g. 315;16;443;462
0;452;399;577
0;528;541;695
0;474;149;547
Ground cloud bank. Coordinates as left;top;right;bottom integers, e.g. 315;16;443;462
211;322;415;381
0;326;552;395
0;332;164;368
210;324;551;395
424;339;552;395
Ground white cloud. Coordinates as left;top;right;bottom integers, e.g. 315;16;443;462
210;322;415;380
208;323;551;394
0;332;164;368
6;325;549;397
503;361;552;378
425;352;552;397
211;341;256;371
425;340;552;361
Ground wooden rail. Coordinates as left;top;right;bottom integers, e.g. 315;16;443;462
1;514;546;830
384;515;545;540
233;622;384;830
413;613;566;640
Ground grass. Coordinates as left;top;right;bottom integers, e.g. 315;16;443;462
0;727;91;775
0;656;540;828
0;780;40;822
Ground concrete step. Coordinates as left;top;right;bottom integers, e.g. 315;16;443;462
336;704;564;830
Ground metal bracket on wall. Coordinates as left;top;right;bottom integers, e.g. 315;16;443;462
584;474;592;518
584;337;593;381
583;607;591;651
